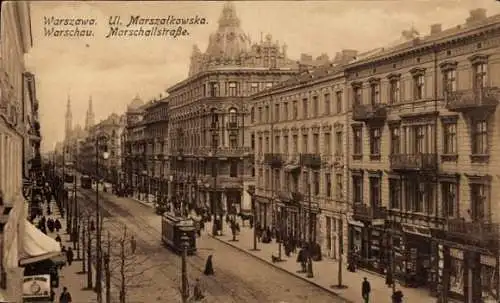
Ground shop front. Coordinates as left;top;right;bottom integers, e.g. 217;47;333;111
400;223;432;288
431;225;499;302
347;219;387;274
254;195;271;229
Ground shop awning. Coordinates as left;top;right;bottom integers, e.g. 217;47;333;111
284;165;300;172
19;220;62;266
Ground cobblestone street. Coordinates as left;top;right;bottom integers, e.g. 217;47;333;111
75;186;347;303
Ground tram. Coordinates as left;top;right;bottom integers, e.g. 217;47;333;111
161;213;197;255
80;175;92;189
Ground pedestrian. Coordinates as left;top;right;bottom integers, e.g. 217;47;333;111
203;255;214;276
130;236;137;254
362;277;371;303
66;247;74;266
54;219;62;232
193;278;204;301
55;234;62;244
59;286;72;303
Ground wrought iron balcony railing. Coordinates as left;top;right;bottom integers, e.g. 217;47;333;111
299;153;321;168
352;203;387;222
352;103;388;122
389;153;438;171
264;153;284;167
446;87;499;112
198;146;252;158
447;219;499;245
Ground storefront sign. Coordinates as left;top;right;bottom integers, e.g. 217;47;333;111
23;274;51;300
480;254;496;267
402;224;431;238
449;248;463;260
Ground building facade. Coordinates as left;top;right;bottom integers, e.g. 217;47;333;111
249;52;358;259
142;99;169;202
123;95;148;198
23;72;41;179
345;9;500;301
0;1;33;301
167;2;298;220
79;113;124;183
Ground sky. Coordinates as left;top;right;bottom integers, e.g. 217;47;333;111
26;0;500;152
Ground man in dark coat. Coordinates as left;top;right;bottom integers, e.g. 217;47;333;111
59;287;72;303
362;277;371;303
203;255;214;275
54;219;62;232
66;247;74;266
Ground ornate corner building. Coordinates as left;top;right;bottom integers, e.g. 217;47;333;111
0;1;35;301
167;2;298;216
345;9;500;301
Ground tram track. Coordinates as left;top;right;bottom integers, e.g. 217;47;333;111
77;188;267;302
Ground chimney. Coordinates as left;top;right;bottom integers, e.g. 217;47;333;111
466;8;487;24
430;24;442;35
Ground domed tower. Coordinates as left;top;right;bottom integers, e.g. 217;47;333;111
205;2;251;60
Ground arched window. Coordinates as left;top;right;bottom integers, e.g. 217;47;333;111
210;108;218;126
229;108;237;124
250;107;255;123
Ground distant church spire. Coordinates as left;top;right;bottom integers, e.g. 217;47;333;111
85;95;95;130
65;95;72;140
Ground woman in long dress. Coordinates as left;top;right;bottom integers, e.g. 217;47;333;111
204;255;214;276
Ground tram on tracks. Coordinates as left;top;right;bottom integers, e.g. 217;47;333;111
161;213;197;255
80;175;92;189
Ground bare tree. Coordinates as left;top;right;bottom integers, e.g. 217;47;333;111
107;225;155;303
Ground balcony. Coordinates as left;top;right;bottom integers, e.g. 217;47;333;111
264;153;284;168
447;219;499;245
226;122;238;130
352;203;387;222
389;153;437;171
199;146;252;158
321;154;332;165
446;87;499;113
285;153;299;164
299;153;321;168
352;103;387;123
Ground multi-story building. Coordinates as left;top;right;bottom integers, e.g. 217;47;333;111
81;113;124;183
123;95;147;198
142;98;170;202
0;2;35;301
167;2;298;219
345;8;500;301
22;72;42;178
249;50;357;259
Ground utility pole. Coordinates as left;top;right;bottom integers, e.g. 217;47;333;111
105;231;111;303
87;214;93;289
82;220;86;273
306;176;314;278
180;232;190;303
72;175;77;251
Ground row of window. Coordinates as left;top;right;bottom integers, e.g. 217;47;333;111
352;176;488;220
353;59;488;106
170;81;275;107
352;118;488;159
251;90;344;124
253;130;344;155
257;168;344;200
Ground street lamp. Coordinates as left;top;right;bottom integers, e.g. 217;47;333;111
95;133;110;303
306;178;314;278
180;229;193;303
246;185;259;251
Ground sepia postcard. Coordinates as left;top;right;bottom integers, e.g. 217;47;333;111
1;0;500;302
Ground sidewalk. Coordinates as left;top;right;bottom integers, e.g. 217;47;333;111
33;198;98;303
205;221;434;303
